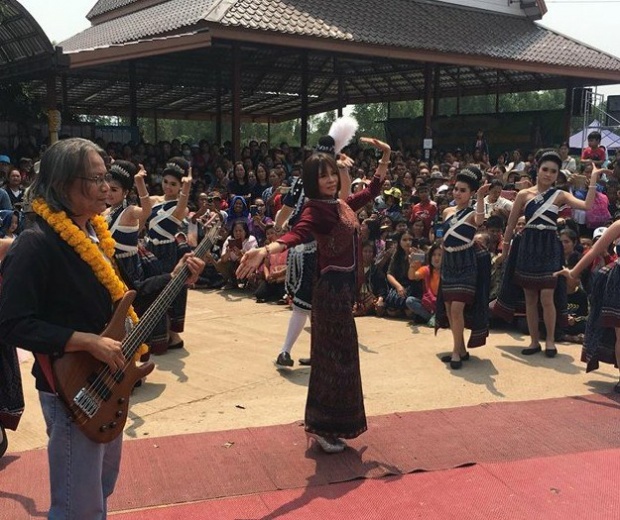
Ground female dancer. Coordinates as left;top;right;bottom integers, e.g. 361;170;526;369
103;161;170;357
496;151;600;357
145;157;192;352
436;167;490;369
556;222;620;390
238;136;390;453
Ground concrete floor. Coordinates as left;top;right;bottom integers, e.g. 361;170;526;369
9;288;618;453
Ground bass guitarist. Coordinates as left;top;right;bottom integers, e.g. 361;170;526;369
0;138;204;519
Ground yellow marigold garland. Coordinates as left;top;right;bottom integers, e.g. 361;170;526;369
32;198;148;360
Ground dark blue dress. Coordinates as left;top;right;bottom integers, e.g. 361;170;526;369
435;207;490;348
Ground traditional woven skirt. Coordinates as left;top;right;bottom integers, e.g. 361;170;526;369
582;262;620;372
285;242;316;311
440;245;478;304
0;344;23;431
493;233;568;328
515;228;561;290
117;248;168;357
305;270;367;439
435;244;490;348
146;239;191;345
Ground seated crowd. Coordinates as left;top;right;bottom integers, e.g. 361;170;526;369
0;129;618;344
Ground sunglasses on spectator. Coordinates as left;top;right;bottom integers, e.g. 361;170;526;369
208;197;222;202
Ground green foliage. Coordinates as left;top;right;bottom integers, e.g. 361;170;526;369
70;89;569;147
438;90;566;116
0;82;43;120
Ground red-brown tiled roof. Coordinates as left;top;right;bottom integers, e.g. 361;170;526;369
87;0;141;20
214;0;620;72
63;0;216;52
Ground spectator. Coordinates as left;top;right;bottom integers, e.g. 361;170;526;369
247;198;273;246
4;168;23;209
559;141;577;173
406;242;442;326
254;224;287;303
410;183;437;236
581;131;606;168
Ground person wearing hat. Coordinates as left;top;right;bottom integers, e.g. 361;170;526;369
435;166;491;369
556;220;620;392
238;136;391;454
145;157;193;353
496;151;602;359
0;154;11;184
383;187;402;221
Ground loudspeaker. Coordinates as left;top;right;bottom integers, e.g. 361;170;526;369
607;95;620;125
572;88;592;117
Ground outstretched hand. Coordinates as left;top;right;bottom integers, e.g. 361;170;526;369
360;137;391;154
553;266;573;279
477;181;491;197
337;153;354;170
236;248;267;279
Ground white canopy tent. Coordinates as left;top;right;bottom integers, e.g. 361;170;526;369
569;120;620;151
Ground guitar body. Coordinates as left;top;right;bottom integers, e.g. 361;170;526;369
53;291;154;444
52;224;220;444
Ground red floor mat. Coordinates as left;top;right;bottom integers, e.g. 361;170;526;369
2;393;620;519
113;449;620;520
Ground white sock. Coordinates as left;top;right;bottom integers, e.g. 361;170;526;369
281;307;309;354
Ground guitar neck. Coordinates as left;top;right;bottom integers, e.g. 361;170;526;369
121;225;219;357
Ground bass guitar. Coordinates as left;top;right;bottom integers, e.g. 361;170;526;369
53;223;220;443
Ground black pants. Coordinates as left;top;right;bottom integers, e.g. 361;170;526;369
255;280;285;301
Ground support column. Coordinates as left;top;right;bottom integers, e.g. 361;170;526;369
456;67;461;116
423;63;433;139
563;85;573;142
232;43;241;161
337;74;344;117
433;65;441;117
300;51;309;147
495;70;500;113
46;75;59;145
61;74;68;119
129;62;138;129
216;72;223;146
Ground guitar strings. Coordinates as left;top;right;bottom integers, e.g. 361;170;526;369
78;226;220;416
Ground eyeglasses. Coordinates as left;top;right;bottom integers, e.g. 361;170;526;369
77;173;112;186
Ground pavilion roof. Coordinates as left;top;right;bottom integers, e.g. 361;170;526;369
45;0;620;121
0;0;68;81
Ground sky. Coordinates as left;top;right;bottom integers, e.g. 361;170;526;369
15;0;620;99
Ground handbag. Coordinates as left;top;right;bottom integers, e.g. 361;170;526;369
421;288;437;313
586;191;610;228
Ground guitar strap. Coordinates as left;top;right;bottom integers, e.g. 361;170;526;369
35;353;56;393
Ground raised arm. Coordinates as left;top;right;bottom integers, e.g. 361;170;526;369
346;137;391;212
557;220;620;280
474;182;490;227
500;189;528;256
337;154;353;200
128;165;152;231
557;167;601;211
172;175;192;221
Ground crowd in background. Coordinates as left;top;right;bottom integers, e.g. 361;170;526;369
0;129;618;343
